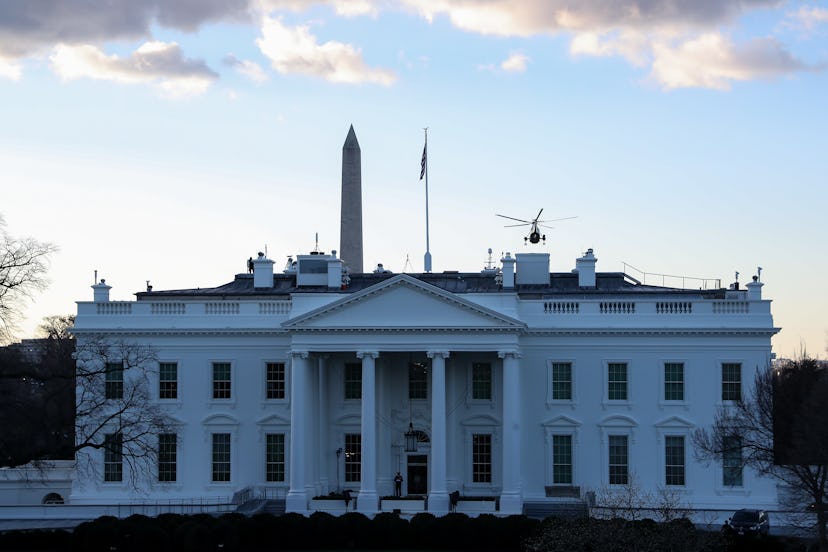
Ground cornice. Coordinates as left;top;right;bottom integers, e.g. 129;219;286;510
524;327;781;337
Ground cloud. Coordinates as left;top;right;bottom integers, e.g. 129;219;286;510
224;54;269;82
569;30;651;66
258;0;378;17
0;56;22;81
399;0;778;37
785;6;828;33
50;41;218;97
0;0;251;58
500;52;529;72
256;16;397;84
649;33;807;90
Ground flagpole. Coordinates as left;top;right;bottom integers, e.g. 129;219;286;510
422;127;432;273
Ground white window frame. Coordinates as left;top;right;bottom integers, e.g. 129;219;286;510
157;432;179;484
257;414;291;487
546;359;577;408
655;416;694;490
659;359;688;408
461;415;501;494
103;432;124;484
209;360;235;406
203;413;239;486
157;359;181;403
603;360;633;408
542;415;581;489
262;360;289;404
598;414;638;487
465;360;499;408
719;360;743;404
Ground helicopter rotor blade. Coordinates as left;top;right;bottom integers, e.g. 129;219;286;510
503;223;531;228
534;208;544;222
496;214;531;224
538;224;557;230
537;216;578;223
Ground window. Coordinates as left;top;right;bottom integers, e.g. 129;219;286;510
265;433;285;482
104;433;123;482
212;362;231;399
608;435;628;485
266;362;285;400
552;435;573;485
212;433;231;482
665;436;685;486
722;363;742;401
551;363;572;401
472;433;492;483
158;433;177;482
664;363;684;401
608;363;628;401
408;363;427;400
472;363;492;400
159;362;178;400
344;433;361;482
344;363;362;400
105;362;124;399
723;435;743;487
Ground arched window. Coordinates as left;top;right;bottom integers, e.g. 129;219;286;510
42;493;64;505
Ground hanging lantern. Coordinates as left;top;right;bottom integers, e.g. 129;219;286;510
404;422;418;452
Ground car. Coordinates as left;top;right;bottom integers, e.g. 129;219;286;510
723;509;770;537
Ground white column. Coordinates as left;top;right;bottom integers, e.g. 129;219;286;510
317;356;329;494
499;350;522;514
357;351;379;513
286;351;310;513
428;351;450;513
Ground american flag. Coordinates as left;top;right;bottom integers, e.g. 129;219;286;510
419;143;427;180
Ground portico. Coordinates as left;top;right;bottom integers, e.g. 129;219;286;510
282;274;526;514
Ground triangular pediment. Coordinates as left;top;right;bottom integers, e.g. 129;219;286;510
283;274;524;332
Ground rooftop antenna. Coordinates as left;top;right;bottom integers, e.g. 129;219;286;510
757;266;763;282
485;248;494;270
420;127;432;273
314;233;320;253
265;244;268;258
403;254;413;273
93;269;97;284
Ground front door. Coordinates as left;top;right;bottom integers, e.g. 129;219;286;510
407;454;428;495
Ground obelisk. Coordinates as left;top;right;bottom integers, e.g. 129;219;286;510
340;125;363;273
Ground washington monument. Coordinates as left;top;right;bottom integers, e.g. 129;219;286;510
340;125;363;273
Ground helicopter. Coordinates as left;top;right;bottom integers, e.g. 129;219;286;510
496;209;577;245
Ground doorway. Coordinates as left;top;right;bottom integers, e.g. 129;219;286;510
406;454;428;495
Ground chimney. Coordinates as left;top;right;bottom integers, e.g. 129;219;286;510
575;248;597;288
92;279;111;302
327;257;343;289
253;252;275;288
340;125;364;273
746;275;763;301
501;252;515;289
515;253;550;285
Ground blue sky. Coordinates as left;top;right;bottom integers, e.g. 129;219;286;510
1;0;826;357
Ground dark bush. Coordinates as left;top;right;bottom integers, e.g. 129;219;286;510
371;512;411;549
338;511;372;549
409;512;438;549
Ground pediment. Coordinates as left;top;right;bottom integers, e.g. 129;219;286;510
202;413;239;426
256;413;291;426
654;415;695;428
598;414;638;428
283;274;524;331
542;415;582;428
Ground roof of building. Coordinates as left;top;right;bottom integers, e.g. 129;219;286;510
136;272;726;300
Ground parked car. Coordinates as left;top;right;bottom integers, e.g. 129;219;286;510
723;509;770;537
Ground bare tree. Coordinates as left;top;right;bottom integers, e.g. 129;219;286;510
693;358;828;549
73;334;173;486
0;215;58;344
1;326;171;487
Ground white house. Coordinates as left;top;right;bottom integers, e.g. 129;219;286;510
70;247;779;517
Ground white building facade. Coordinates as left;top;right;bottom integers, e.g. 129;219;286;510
70;250;778;516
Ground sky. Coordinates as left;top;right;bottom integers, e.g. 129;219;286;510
1;0;826;358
